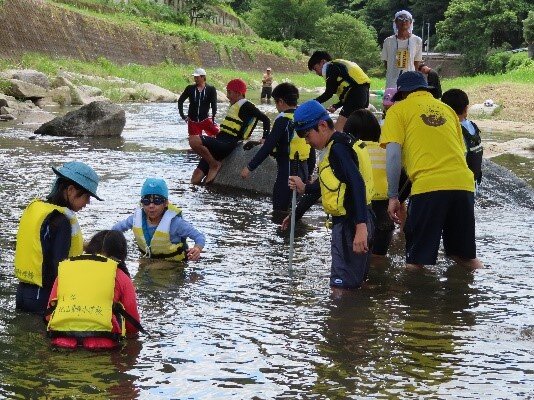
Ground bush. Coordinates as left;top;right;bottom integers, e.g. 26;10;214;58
486;51;512;74
506;52;532;71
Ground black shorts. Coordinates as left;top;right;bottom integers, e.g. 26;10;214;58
339;83;370;118
261;87;272;99
404;190;477;265
196;135;237;174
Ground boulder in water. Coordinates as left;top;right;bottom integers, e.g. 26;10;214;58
34;101;125;137
212;144;277;195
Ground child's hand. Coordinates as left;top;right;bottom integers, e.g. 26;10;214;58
187;245;203;261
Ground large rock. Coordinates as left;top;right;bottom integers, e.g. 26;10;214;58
5;79;47;100
137;83;177;102
34;101;125;137
212;144;277;195
2;69;50;89
216;90;229;103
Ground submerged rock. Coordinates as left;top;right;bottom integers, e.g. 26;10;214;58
34;100;125;137
212;144;277;195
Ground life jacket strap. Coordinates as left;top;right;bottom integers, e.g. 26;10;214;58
112;303;146;334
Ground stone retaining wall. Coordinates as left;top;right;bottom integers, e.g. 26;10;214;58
0;0;306;73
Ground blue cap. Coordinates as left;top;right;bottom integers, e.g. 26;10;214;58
141;178;169;198
293;100;331;132
392;71;432;100
52;161;102;201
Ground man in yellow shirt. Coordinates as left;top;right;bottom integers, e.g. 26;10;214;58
380;71;483;270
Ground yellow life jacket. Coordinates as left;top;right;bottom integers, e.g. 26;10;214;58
331;59;371;103
47;254;125;340
271;111;311;161
319;135;374;216
14;199;84;287
132;203;186;261
364;140;388;201
219;99;258;140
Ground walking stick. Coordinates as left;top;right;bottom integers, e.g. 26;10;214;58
288;152;299;278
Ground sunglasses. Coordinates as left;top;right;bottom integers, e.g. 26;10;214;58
141;195;166;206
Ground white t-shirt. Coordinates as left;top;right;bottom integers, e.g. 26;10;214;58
381;34;423;89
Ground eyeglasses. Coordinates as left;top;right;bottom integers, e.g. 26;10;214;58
141;195;166;206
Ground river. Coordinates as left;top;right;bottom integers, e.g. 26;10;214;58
0;102;533;399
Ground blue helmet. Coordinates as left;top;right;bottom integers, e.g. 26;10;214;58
294;100;331;132
141;178;169;198
52;161;102;201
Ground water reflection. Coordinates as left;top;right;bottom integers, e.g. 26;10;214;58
0;102;533;398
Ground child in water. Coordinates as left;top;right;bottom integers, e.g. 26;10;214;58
46;230;141;350
441;88;484;190
14;161;102;315
112;178;205;262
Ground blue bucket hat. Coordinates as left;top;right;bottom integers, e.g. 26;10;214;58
294;100;331;132
392;71;433;101
141;178;169;199
52;161;102;201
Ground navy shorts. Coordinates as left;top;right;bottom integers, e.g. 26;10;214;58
330;209;375;289
196;135;237;174
404;190;477;265
371;199;394;256
339;83;370;118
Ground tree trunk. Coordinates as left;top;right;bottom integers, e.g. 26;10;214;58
529;43;534;59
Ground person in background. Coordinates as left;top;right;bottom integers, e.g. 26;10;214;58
189;79;271;184
381;10;423;89
308;51;371;131
289;100;375;292
178;68;219;144
380;71;483;270
241;83;314;212
14;161;102;315
381;87;397;122
441;88;484;188
261;67;274;104
46;230;142;350
418;62;442;99
112;178;205;262
343;110;394;257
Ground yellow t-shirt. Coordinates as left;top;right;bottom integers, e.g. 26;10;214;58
380;91;474;195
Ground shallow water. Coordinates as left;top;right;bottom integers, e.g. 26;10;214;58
0;103;533;399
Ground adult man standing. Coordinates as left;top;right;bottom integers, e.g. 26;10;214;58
261;67;273;104
178;68;219;142
189;79;270;185
418;62;442;98
308;51;371;131
381;10;423;89
380;71;483;270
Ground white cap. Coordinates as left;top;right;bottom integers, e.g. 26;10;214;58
266;67;271;71
192;68;206;77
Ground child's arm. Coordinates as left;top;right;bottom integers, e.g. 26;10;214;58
170;216;206;261
111;214;134;232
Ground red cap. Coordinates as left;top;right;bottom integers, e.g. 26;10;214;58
226;79;247;95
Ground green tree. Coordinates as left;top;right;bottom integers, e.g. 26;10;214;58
310;13;381;72
436;0;530;73
246;0;330;41
524;11;534;58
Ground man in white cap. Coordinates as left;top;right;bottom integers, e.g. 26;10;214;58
381;10;423;89
178;67;219;143
261;67;273;103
